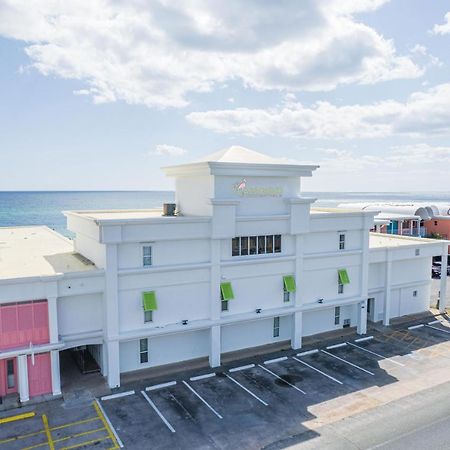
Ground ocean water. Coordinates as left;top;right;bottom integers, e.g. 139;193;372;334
0;191;449;238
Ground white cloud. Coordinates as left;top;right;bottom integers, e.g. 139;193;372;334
0;0;423;108
432;12;450;35
151;144;187;157
187;82;450;139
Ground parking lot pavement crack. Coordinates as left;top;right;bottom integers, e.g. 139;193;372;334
169;392;195;421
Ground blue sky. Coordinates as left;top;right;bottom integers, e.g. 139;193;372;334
0;0;449;191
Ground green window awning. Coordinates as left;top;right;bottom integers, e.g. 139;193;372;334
142;291;158;311
338;269;350;285
220;282;234;301
283;275;296;293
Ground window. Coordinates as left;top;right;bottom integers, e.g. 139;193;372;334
139;338;148;364
283;291;290;303
338;279;344;294
343;318;351;328
435;221;438;226
334;307;340;325
415;248;420;256
221;300;229;311
232;235;282;256
232;237;240;256
258;235;266;254
338;269;350;294
339;233;346;250
283;275;296;303
220;282;234;312
413;290;418;297
273;316;280;337
249;236;257;255
144;310;153;323
143;245;152;267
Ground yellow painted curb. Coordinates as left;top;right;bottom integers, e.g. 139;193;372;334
0;411;35;424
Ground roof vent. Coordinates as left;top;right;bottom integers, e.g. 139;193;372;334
163;203;177;216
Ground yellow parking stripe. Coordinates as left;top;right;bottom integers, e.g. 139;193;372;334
93;401;120;449
0;429;44;446
53;427;106;444
0;412;35;424
42;414;55;450
20;442;48;450
50;416;99;431
60;436;110;450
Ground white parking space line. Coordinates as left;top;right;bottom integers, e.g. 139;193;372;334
428;319;441;325
101;390;135;401
355;336;373;343
296;349;319;357
229;364;255;372
426;324;450;335
225;374;269;406
264;356;288;365
321;350;375;376
141;391;176;433
292;357;343;385
146;381;177;391
408;324;425;330
182;380;223;419
326;343;347;350
95;399;124;448
347;342;405;367
257;364;306;394
190;373;216;381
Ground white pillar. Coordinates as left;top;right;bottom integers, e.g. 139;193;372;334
439;245;448;313
410;220;413;236
104;244;121;389
357;301;368;335
209;325;221;367
383;251;392;326
291;312;303;349
105;341;120;388
17;355;29;403
47;296;58;344
50;350;61;396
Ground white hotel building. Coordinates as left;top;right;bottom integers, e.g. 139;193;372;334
0;146;448;402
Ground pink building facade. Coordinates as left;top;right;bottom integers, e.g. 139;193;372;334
0;300;52;399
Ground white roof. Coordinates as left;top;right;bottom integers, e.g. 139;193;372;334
0;226;98;280
369;232;441;248
196;146;287;164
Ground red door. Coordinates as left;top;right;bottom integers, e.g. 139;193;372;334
28;353;52;398
0;359;18;396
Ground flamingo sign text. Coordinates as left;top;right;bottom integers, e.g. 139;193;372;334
233;178;283;197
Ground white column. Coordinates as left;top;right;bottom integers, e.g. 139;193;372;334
104;244;120;389
410;221;413;236
50;350;61;396
209;325;221;367
383;250;392;326
399;221;403;236
439;245;448;313
47;296;58;344
17;355;29;403
291;312;303;349
357;301;368;335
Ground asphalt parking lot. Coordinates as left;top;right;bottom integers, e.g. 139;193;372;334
3;317;450;449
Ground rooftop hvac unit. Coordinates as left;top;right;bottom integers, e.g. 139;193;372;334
163;203;177;216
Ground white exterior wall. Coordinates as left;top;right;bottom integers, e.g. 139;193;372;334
119;330;209;372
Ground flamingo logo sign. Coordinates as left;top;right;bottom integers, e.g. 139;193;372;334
233;178;283;197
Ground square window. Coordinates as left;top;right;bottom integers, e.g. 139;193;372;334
144;310;153;323
249;236;257;255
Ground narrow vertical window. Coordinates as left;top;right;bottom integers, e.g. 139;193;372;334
338;280;344;294
274;235;281;253
283;290;290;303
273;316;280;337
139;338;149;364
221;300;229;311
232;237;240;256
266;235;274;253
241;237;249;256
258;236;266;254
413;290;418;297
143;245;152;267
339;233;345;250
334;307;340;325
249;236;257;255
